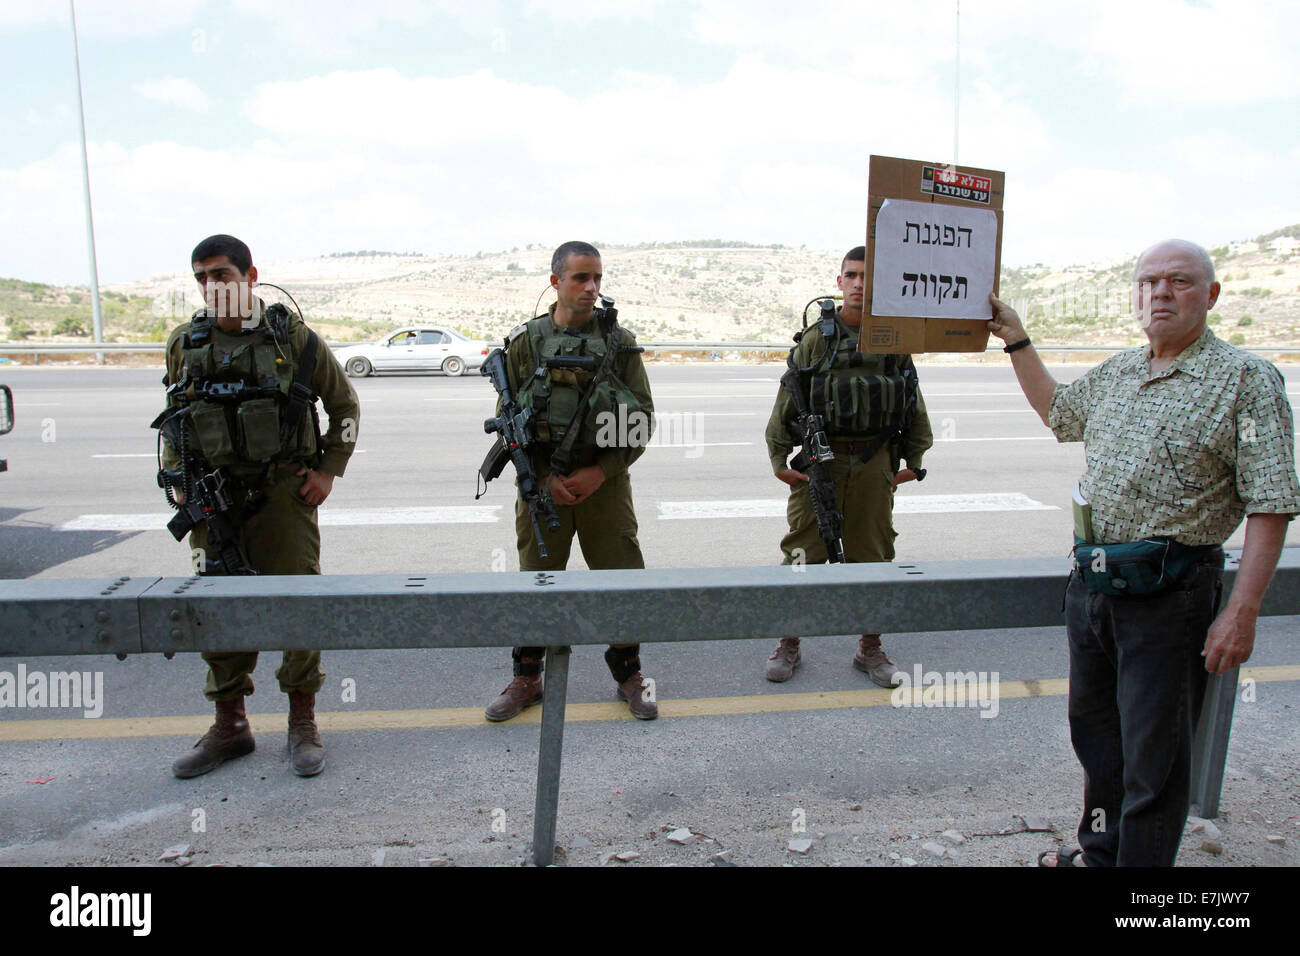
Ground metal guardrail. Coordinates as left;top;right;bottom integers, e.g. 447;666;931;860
3;551;1296;865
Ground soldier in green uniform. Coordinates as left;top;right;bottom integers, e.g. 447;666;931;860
159;234;360;778
483;241;659;721
763;246;932;685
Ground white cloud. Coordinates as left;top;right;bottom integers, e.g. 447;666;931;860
1073;0;1300;107
132;77;209;112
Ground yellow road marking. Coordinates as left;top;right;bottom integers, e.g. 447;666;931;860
0;665;1296;743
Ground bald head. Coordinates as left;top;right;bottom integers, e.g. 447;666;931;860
1135;239;1215;284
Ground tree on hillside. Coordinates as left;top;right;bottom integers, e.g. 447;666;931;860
53;315;88;336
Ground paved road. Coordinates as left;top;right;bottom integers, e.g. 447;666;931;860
1;363;1297;867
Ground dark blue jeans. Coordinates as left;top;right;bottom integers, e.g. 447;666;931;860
1064;556;1223;867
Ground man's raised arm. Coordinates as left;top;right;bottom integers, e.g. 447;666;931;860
986;293;1058;426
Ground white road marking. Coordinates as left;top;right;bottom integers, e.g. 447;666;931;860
57;505;500;531
658;493;1058;519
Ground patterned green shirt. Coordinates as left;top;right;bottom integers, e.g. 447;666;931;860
1049;327;1300;545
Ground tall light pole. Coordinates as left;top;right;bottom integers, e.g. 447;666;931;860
70;0;104;364
951;0;961;167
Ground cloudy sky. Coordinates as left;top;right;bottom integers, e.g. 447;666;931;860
3;0;1298;285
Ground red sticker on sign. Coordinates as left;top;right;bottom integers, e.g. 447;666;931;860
921;166;991;204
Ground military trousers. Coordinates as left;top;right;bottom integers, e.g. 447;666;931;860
188;469;327;702
779;444;897;565
514;468;642;660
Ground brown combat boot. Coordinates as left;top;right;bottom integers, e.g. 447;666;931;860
616;673;659;720
485;675;543;722
172;697;255;778
853;633;902;688
287;691;325;777
765;637;801;682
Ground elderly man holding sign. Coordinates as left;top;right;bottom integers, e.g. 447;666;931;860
988;238;1300;867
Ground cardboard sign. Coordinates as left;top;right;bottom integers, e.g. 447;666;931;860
860;155;1004;354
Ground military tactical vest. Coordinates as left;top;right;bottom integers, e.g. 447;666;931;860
172;306;319;470
801;312;910;437
514;314;644;448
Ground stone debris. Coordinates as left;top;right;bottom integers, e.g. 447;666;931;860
599;852;617;866
614;851;641;862
569;835;593;849
666;828;693;844
176;857;193;867
1199;840;1224;855
941;829;966;845
1017;815;1054;833
888;852;901;861
158;844;191;863
899;857;918;867
849;804;862;811
1187;817;1222;841
787;839;813;854
1266;835;1286;845
418;858;452;867
921;841;948;858
708;850;733;864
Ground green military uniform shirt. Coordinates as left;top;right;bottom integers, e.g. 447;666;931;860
161;303;360;479
500;304;654;481
764;311;932;474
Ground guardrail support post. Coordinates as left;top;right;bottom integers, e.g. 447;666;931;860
1189;668;1239;819
530;644;571;866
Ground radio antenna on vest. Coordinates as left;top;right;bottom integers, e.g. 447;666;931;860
254;282;304;323
533;284;553;320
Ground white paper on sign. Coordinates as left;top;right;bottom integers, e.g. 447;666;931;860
871;198;998;319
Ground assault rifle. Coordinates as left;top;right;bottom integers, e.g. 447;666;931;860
152;405;255;576
779;360;845;564
158;462;254;576
478;348;560;558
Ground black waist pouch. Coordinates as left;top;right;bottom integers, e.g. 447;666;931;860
1073;536;1222;596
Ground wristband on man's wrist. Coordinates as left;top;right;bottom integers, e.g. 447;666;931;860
1004;337;1032;354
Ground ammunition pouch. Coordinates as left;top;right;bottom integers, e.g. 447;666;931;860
189;400;239;467
236;398;282;462
809;368;908;435
517;317;643;449
172;311;321;471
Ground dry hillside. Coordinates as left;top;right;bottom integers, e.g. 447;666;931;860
3;228;1298;350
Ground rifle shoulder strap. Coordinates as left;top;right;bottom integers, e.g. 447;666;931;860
285;329;322;462
549;319;624;475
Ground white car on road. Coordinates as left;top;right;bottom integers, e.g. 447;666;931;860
335;326;490;378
